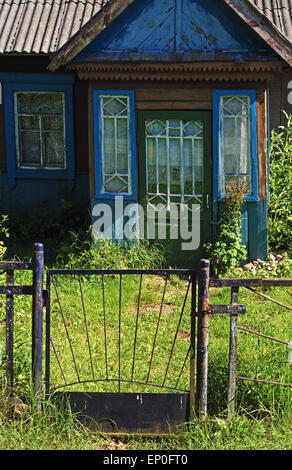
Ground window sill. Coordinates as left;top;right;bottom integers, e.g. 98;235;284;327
8;169;74;189
94;192;137;201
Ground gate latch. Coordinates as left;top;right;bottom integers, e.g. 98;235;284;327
207;304;246;315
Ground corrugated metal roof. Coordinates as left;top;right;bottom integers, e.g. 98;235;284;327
0;0;109;54
0;0;291;55
250;0;292;42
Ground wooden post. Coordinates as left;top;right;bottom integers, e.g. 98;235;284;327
196;259;210;421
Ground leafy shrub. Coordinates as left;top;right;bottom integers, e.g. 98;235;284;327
204;180;247;276
268;111;292;254
0;214;9;260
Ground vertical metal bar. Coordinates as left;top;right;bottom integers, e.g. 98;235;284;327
196;259;210;421
146;275;168;383
163;277;191;387
118;274;122;392
45;271;51;397
52;276;80;382
78;276;95;380
32;243;44;400
6;269;14;395
131;273;143;382
228;286;239;419
189;271;197;421
102;275;109;380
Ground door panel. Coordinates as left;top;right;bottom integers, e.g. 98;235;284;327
138;111;212;267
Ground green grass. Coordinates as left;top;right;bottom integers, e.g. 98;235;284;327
0;243;291;451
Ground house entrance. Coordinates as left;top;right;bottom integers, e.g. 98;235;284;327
138;111;212;267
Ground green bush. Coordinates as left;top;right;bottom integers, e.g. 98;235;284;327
204;180;247;276
268;111;292;254
0;214;9;260
56;231;166;270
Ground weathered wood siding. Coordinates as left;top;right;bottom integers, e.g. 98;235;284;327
269;69;292;131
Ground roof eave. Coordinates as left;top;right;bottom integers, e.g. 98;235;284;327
47;0;136;72
47;0;292;71
223;0;292;66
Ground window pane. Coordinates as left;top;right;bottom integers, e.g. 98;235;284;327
43;117;63;131
43;132;65;167
147;138;157;193
194;139;203;194
103;97;128;116
18;116;39;130
223;96;249;116
158;138;167;194
220;95;252;195
183;138;193;195
105;175;128;193
116;118;128;173
169;138;180;195
19;131;41;166
104;118;115;173
17;93;63;115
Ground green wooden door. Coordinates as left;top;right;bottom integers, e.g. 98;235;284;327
138;110;212;268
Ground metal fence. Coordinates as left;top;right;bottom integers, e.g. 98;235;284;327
199;260;292;420
0;246;291;432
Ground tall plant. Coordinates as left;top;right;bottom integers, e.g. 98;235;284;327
205;180;247;276
268;111;292;254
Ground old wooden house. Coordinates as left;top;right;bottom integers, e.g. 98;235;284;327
0;0;292;266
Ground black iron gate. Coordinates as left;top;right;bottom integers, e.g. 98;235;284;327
45;268;197;434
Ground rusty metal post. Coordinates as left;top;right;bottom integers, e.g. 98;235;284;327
32;243;44;400
6;269;14;395
196;259;210;421
189;271;197;422
228;286;239;419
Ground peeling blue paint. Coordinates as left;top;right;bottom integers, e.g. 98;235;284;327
75;0;277;62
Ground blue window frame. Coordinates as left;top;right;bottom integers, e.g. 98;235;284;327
1;73;75;188
213;90;258;202
93;90;137;200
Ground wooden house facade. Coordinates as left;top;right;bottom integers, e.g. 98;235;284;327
0;0;292;266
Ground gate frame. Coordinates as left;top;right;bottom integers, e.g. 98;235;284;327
44;267;198;433
0;243;44;398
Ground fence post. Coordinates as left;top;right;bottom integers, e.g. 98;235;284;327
6;269;14;395
196;259;210;421
228;286;239;419
32;243;44;400
189;270;197;422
